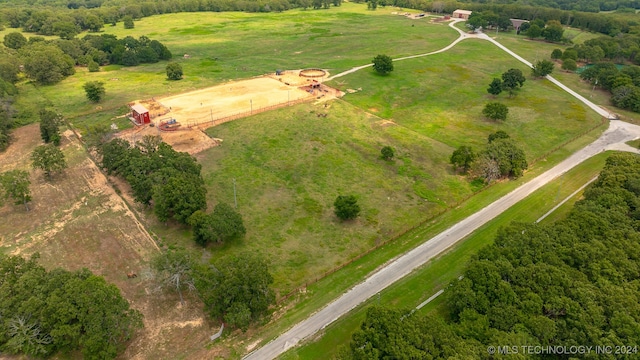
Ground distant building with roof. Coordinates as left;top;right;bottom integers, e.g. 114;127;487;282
510;19;529;32
452;9;472;20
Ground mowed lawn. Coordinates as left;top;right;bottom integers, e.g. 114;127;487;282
10;3;459;128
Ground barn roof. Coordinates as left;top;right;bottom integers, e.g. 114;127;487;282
131;104;149;114
453;9;472;14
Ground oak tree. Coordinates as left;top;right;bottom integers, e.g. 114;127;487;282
487;78;503;96
532;59;555;77
450;145;476;173
380;146;394;161
195;253;275;331
83;81;105;102
482;102;508;121
166;62;183;80
189;203;246;246
372;54;393;75
501;68;526;97
39;109;62;146
0;170;31;211
3;32;27;50
31;144;67;179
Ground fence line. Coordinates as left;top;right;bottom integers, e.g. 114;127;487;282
531;117;607;165
276;116;608;304
180;90;339;130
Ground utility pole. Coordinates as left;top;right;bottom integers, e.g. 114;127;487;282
233;178;237;208
250;99;253;115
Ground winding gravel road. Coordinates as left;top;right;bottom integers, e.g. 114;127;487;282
243;20;640;360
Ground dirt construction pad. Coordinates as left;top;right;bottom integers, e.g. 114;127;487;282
121;73;339;154
157;76;323;128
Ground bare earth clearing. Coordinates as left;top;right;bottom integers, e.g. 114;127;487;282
120;73;337;154
117;125;219;155
155;76;322;127
0;125;216;359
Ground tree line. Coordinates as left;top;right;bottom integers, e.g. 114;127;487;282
0;46;19;151
1;0;638;40
99;136;245;247
2;32;171;85
545;34;640;113
579;62;640;112
339;152;640;358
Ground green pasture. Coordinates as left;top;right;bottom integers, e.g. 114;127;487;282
281;151;611;360
152;99;464;293
563;27;601;44
157;113;604;358
1;8;619;357
144;36;603;297
222;124;604;357
489;32;564;64
10;3;459;127
330;39;602;159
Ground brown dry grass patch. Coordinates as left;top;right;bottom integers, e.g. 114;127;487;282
0;125;217;360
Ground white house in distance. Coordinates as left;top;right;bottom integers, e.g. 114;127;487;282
452;9;472;20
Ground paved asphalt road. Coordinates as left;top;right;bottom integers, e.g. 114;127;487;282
243;22;640;360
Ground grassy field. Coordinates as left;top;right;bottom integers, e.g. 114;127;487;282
0;7;619;359
329;39;602;159
208;120;605;357
563;27;602;44
140;37;604;297
8;4;458;129
281;151;612;360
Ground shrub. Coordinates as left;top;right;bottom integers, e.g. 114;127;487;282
334;195;360;220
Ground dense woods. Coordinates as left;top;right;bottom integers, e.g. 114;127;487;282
0;254;142;359
100;136;245;246
100;136;207;224
340;153;640;359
